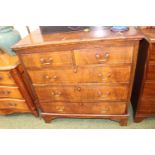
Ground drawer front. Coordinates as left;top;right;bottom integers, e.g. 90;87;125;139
142;83;155;99
35;85;128;102
40;101;126;115
0;71;15;85
146;65;155;81
74;46;134;65
0;99;29;111
21;51;73;68
0;86;23;99
29;66;131;84
149;44;155;62
138;99;155;114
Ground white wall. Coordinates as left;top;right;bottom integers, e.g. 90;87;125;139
14;26;39;38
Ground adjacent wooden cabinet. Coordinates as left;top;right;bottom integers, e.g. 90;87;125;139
0;50;38;116
131;28;155;122
12;27;143;125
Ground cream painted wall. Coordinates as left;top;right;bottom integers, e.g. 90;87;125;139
14;26;39;38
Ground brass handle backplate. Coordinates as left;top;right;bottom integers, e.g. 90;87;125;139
51;90;62;96
98;73;111;81
95;52;110;63
7;103;16;107
56;106;64;112
0;90;11;95
45;75;57;81
97;91;111;97
0;76;3;80
40;57;53;65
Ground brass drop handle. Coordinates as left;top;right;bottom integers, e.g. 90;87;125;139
40;57;53;65
45;75;57;81
55;91;62;96
95;53;101;59
56;106;64;112
75;86;81;91
0;90;11;95
97;91;111;97
73;67;78;73
101;107;109;113
98;73;112;80
96;52;110;63
0;76;3;80
7;102;16;107
51;91;62;96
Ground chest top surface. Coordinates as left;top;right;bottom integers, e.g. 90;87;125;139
12;27;143;51
140;28;155;43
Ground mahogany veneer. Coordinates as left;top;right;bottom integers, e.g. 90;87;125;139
12;27;143;125
131;28;155;122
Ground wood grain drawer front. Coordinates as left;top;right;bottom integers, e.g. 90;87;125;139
142;83;155;99
74;46;134;65
0;71;15;85
21;51;73;68
0;99;29;111
138;100;155;114
146;65;155;81
0;86;23;99
149;44;155;62
29;66;131;85
40;102;126;115
35;85;128;102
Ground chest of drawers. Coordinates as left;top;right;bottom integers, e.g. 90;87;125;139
12;27;142;125
131;28;155;122
0;50;38;116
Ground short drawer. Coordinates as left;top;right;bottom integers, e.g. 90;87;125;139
0;86;23;99
74;45;134;65
40;101;126;115
142;83;155;99
146;65;155;81
0;71;15;85
29;66;131;84
35;85;128;102
21;51;73;68
0;99;29;111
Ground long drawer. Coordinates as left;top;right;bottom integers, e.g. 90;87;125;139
74;46;134;65
28;66;131;85
146;65;155;81
138;99;155;114
149;44;155;62
142;83;155;99
35;85;128;102
40;101;126;115
0;86;23;99
0;71;15;85
21;51;73;68
0;99;29;110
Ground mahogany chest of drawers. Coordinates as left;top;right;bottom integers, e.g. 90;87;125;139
0;50;38;116
12;27;142;125
131;28;155;122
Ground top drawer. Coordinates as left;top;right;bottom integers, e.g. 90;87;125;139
74;46;134;65
0;71;15;85
21;51;73;69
